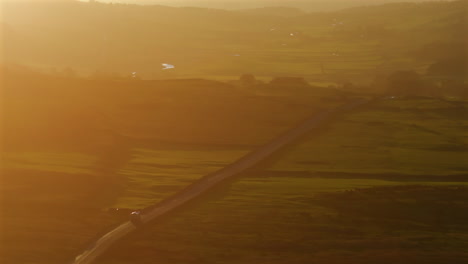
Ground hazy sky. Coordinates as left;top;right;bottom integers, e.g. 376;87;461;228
90;0;438;11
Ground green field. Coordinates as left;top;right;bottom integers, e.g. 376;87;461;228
0;71;340;263
113;148;249;209
97;182;468;264
1;1;466;263
95;97;468;264
271;97;468;176
2;77;466;263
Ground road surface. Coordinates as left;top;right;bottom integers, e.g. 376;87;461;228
71;98;369;264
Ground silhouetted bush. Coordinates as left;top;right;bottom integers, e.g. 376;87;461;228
239;74;256;87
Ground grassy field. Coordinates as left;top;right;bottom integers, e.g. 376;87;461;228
1;1;466;262
271;97;468;176
95;179;468;264
0;71;339;263
112;148;249;209
95;97;468;264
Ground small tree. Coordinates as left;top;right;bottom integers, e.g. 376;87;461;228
239;74;256;87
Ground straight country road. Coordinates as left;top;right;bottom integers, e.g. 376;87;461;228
71;98;370;264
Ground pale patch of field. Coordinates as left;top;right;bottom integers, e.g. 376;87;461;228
112;148;249;209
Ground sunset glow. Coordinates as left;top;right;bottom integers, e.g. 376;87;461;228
1;0;467;263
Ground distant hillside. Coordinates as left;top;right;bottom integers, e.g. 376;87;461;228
237;7;306;17
1;0;466;82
